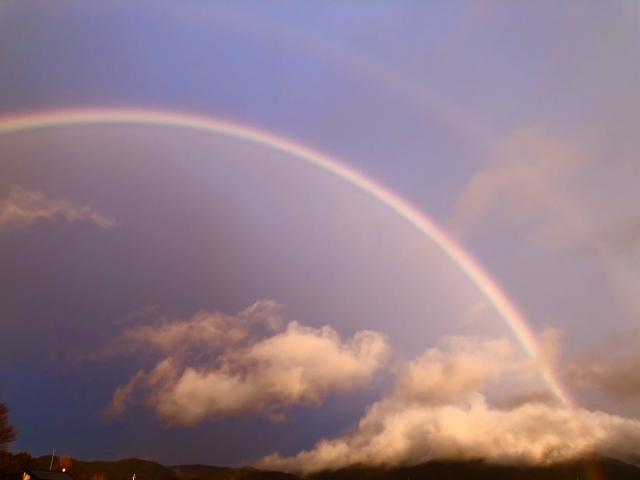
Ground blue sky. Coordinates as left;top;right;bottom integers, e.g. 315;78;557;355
1;0;640;470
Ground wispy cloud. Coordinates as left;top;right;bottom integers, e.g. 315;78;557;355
449;124;640;316
258;334;640;473
0;185;116;229
107;301;389;425
448;125;587;247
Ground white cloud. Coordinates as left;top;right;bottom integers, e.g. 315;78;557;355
108;301;389;425
259;395;640;473
393;336;514;406
0;185;116;229
258;334;640;473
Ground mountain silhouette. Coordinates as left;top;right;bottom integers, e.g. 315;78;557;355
36;455;640;480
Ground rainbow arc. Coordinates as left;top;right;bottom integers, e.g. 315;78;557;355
0;107;572;409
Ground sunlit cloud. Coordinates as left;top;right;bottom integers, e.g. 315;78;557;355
107;301;389;425
0;185;116;229
393;336;515;406
258;334;640;473
260;395;640;473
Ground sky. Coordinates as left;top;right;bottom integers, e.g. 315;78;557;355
1;0;640;471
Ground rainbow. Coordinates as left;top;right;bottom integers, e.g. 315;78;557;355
0;107;571;407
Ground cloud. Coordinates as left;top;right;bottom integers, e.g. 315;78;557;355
578;217;640;311
448;126;587;247
390;335;550;409
258;335;640;473
259;395;640;473
393;336;515;406
107;301;389;425
564;331;640;403
0;185;116;229
448;123;640;315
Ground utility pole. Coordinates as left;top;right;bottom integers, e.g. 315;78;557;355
49;449;56;471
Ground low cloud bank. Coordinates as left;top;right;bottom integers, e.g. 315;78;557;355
108;301;388;425
259;396;640;473
0;185;116;229
258;336;640;473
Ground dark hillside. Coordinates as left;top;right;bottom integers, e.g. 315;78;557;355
309;457;640;480
36;457;176;480
35;458;298;480
30;456;640;480
169;464;299;480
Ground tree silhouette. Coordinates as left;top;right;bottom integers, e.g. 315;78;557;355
0;404;17;451
0;451;38;480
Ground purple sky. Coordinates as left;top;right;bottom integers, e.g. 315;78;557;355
1;1;640;470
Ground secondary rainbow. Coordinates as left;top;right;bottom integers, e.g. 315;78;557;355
0;107;572;407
